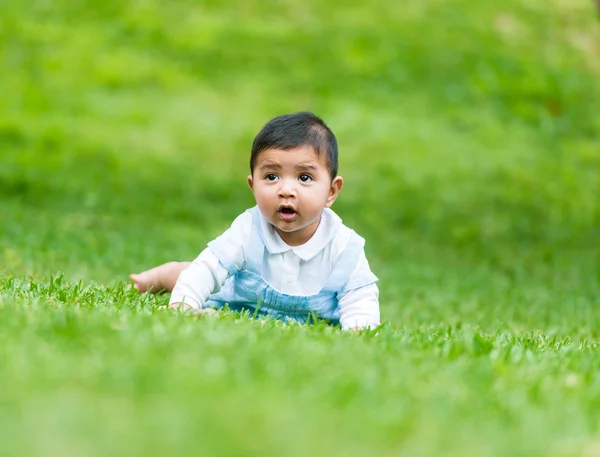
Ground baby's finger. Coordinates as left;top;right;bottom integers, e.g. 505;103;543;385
190;308;218;316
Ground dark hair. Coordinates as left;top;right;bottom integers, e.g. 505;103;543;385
250;112;338;179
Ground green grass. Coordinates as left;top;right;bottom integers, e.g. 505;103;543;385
1;0;599;455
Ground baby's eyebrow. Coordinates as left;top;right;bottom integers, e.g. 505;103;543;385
295;163;318;171
259;163;282;170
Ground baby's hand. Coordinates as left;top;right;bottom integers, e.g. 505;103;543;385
129;261;185;294
129;269;162;293
191;307;218;316
168;302;193;312
159;303;217;316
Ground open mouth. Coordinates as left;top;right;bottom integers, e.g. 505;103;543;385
278;206;297;222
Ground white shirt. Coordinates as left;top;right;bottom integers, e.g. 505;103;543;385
170;208;380;330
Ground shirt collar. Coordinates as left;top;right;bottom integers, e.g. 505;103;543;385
258;208;342;261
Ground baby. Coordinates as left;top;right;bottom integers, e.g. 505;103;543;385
130;112;380;330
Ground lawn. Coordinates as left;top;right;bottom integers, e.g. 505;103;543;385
1;0;599;455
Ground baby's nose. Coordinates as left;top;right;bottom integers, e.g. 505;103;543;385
278;180;297;197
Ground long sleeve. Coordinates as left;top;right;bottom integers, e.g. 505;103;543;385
169;211;251;309
337;251;380;330
169;248;229;309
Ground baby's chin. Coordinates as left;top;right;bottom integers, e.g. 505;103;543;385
273;219;321;235
271;221;301;232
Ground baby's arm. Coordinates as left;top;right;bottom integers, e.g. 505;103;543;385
130;261;191;293
337;284;380;331
168;249;229;310
337;250;380;331
168;210;251;311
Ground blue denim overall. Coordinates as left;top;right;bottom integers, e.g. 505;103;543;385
205;207;377;325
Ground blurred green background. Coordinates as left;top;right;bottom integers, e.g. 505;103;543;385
2;0;598;327
1;1;600;456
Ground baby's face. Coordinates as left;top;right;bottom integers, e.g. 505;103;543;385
248;145;343;246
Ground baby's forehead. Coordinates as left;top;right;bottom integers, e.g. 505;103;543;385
256;145;327;167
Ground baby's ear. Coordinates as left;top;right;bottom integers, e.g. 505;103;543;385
326;176;343;207
247;175;254;190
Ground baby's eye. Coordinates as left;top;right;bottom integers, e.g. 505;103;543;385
265;173;279;181
298;174;313;183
